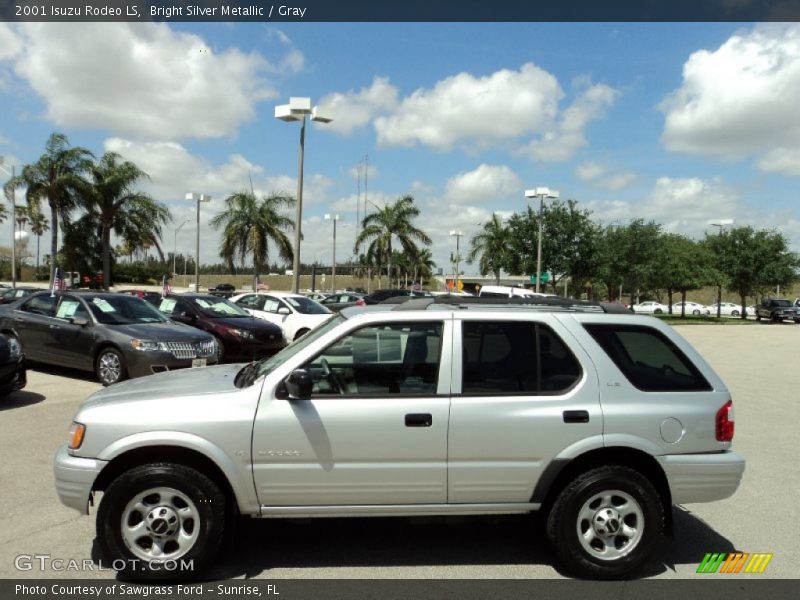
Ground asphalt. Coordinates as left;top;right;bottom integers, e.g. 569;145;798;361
0;323;796;580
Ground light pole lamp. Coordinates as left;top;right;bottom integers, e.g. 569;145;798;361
708;219;734;318
275;97;333;293
525;187;560;293
0;157;16;288
185;193;211;292
449;230;463;292
173;219;190;280
325;213;339;292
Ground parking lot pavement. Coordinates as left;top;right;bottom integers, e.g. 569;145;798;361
0;325;796;580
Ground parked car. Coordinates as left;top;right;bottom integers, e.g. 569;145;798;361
0;332;26;397
0;291;217;385
478;285;553;298
671;301;706;316
55;296;743;580
0;286;40;305
302;291;330;302
146;293;286;362
631;300;669;315
755;298;800;323
704;302;744;317
230;291;333;341
208;283;236;299
319;292;366;312
118;289;162;303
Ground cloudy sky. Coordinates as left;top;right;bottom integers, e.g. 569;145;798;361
1;21;800;273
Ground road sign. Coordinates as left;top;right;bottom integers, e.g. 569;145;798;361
530;272;551;283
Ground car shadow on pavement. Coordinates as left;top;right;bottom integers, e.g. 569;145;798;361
187;505;736;580
0;390;45;411
26;361;99;383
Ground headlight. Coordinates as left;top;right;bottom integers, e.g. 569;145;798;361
231;329;255;340
7;336;21;359
68;422;86;450
130;339;167;351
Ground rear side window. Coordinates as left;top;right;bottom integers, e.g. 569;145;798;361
462;321;581;395
583;324;711;391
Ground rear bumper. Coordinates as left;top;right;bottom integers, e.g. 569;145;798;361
53;444;107;514
657;451;745;504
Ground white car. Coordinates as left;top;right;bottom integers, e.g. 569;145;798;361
704;302;744;317
671;301;705;316
631;301;669;315
230;291;333;341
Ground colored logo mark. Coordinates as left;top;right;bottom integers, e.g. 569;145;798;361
696;552;773;574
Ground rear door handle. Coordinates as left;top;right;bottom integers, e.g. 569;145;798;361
563;410;590;423
405;413;432;427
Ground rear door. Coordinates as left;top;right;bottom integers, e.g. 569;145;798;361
447;314;602;504
12;294;59;363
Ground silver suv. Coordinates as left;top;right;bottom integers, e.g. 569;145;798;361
54;297;744;579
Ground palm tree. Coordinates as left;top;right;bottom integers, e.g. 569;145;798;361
467;213;509;285
26;206;49;275
353;195;432;285
411;247;435;287
210;191;295;286
3;133;93;285
116;196;172;264
84;152;169;287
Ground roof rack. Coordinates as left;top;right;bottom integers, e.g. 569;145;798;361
391;295;632;314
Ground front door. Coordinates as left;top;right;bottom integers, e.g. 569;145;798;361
252;318;451;507
51;295;96;370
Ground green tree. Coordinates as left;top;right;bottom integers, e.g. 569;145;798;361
3;133;93;284
595;220;663;303
26;205;49;274
84;152;170;288
467;213;509;285
705;226;800;319
654;235;714;316
354;195;432;286
210;191;295;287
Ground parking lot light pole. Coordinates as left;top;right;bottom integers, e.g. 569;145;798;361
0;157;16;288
186;193;211;292
709;219;734;319
173;219;190;280
276;97;333;293
325;213;339;292
449;230;463;292
525;187;560;293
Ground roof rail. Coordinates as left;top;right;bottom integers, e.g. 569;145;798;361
391;295;632;314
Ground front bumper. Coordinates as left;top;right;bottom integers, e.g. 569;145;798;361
657;451;745;504
53;444;107;514
124;349;219;378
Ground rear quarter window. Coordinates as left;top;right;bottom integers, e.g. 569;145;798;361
583;324;711;392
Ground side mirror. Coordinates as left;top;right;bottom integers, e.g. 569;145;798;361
179;311;197;322
285;369;313;400
277;307;291;315
71;316;89;327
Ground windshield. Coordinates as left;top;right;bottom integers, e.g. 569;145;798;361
283;295;333;315
771;300;792;307
249;313;345;383
86;295;169;325
192;296;250;317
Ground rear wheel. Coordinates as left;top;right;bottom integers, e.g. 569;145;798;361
97;463;226;579
692;309;700;316
546;465;664;579
96;347;127;386
731;310;739;317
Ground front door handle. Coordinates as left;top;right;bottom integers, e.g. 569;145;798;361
563;410;590;423
49;324;61;330
405;413;432;427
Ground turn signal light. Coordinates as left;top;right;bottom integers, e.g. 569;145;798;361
68;422;86;450
716;400;735;442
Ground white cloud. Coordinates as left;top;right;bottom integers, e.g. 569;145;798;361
0;24;21;61
318;77;399;136
575;160;635;190
661;24;800;173
375;63;562;150
601;172;636;191
346;162;379;180
520;83;618;162
443;164;522;205
8;23;278;139
575;161;605;181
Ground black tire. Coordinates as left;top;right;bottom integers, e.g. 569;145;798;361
756;314;761;322
95;347;128;386
731;310;739;317
97;463;226;580
653;309;662;315
294;328;310;341
546;465;664;579
692;309;700;316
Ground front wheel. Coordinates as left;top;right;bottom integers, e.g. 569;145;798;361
294;328;310;341
546;466;664;579
97;463;226;579
96;347;128;386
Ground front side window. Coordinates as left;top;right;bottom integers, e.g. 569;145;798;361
301;321;443;396
21;294;57;316
56;296;90;321
583;324;711;392
461;321;581;395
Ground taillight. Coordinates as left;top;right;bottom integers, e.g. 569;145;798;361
716;400;735;442
355;299;365;306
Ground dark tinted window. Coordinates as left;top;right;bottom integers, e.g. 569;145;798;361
462;321;581;395
583;324;711;392
21;294;57;316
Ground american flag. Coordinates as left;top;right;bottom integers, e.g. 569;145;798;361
51;267;66;296
162;274;172;297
